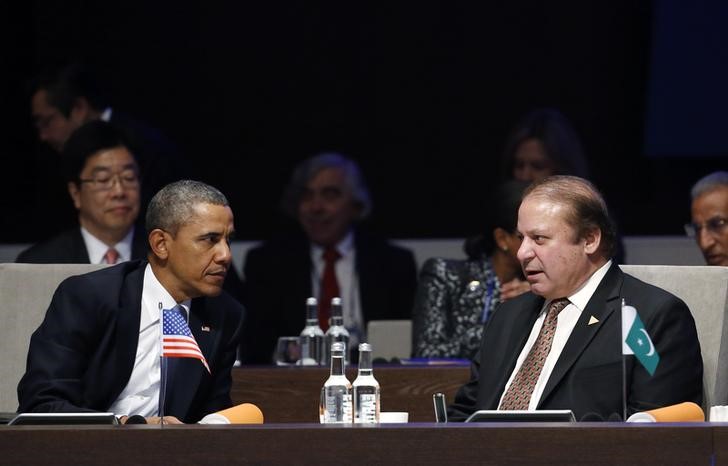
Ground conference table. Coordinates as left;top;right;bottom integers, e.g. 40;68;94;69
230;364;471;423
2;365;726;465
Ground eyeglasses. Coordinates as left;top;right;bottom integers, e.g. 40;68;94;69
684;217;728;238
79;171;140;191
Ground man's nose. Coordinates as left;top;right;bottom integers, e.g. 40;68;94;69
697;227;716;251
517;238;533;262
216;241;232;265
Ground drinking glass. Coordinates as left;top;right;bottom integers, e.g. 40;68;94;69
275;336;301;366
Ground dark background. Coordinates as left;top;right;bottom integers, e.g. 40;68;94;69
1;1;726;243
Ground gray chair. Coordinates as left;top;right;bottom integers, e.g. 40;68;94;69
620;265;728;411
0;263;106;413
366;320;412;361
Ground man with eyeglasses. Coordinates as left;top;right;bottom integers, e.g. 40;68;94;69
28;63;185;235
17;121;147;264
686;171;728;267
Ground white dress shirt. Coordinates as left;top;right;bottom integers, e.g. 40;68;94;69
498;260;613;410
309;231;364;346
107;263;191;417
80;226;134;264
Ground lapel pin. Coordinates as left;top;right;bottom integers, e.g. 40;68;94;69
588;315;599;326
201;325;211;332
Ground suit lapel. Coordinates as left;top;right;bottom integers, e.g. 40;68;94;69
538;264;624;405
111;262;145;403
71;228;92;263
354;233;375;321
166;297;215;419
484;293;544;409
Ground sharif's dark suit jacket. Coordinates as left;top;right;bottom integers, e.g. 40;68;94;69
448;263;703;422
240;232;418;364
17;260;245;423
16;227;148;264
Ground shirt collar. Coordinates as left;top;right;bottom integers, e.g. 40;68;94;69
142;263;191;323
310;230;355;260
562;259;613;312
100;107;113;122
80;226;135;264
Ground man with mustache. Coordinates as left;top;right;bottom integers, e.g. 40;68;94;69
687;171;728;267
448;176;702;421
17;120;147;265
18;180;244;424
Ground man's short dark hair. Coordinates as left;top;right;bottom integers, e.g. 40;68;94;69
30;63;110;117
146;180;229;236
524;175;616;259
62;120;135;184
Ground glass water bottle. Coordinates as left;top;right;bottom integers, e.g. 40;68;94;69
324;297;350;365
299;297;325;365
353;343;380;424
320;341;352;423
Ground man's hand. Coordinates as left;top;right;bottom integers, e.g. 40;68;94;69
118;415;183;424
145;416;183;424
500;278;531;301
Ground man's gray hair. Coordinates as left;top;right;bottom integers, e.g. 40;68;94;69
691;171;728;200
146;180;229;234
280;152;372;220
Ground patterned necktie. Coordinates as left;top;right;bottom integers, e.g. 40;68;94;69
104;248;119;264
318;247;341;331
499;298;570;410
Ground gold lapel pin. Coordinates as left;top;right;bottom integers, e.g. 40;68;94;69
588;316;599;326
201;325;211;332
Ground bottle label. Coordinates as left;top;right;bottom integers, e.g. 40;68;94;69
357;394;378;423
324;393;353;423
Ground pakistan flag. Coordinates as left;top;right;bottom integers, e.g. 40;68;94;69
621;304;660;376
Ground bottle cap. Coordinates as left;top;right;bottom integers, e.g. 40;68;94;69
359;343;372;352
306;297;317;306
331;342;345;352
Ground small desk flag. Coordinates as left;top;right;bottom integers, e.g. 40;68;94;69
162;306;210;373
622;303;660;376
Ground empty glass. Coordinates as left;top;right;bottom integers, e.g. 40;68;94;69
275;336;301;366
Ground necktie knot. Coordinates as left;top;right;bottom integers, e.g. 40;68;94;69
104;248;119;264
323;247;341;263
548;298;570;318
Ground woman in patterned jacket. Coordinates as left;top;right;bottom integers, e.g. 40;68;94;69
412;180;531;359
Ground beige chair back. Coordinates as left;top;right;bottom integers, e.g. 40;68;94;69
0;263;107;413
620;265;728;410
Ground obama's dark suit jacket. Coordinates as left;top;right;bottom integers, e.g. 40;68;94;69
17;260;244;423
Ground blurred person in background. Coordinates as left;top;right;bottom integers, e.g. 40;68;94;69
412;181;530;359
686;171;728;266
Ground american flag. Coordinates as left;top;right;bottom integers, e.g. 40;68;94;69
162;307;210;373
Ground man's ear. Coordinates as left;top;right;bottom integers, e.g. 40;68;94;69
69;97;91;124
583;228;602;255
68;182;82;210
148;229;170;260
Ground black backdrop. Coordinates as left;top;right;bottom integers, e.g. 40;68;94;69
1;1;726;243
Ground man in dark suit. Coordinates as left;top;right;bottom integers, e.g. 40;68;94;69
17;121;147;265
448;176;703;421
18;180;244;424
29;63;185;234
240;153;417;364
